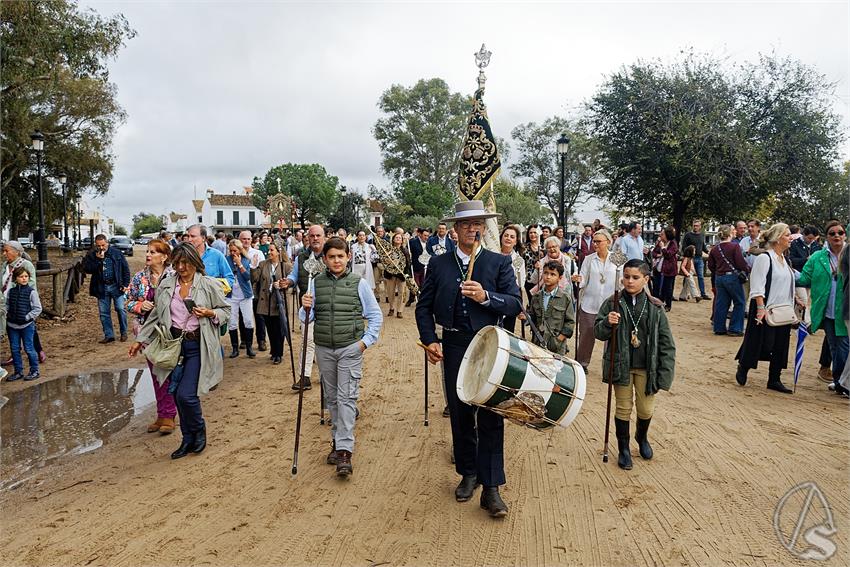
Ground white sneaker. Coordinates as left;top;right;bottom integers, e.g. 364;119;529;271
0;368;7;381
828;383;836;391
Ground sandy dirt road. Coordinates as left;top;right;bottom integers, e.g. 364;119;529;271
1;254;847;566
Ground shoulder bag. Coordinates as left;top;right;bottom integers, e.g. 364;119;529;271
144;324;184;370
717;244;748;283
763;257;798;327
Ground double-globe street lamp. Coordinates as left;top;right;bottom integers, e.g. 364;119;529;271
59;173;70;252
340;186;348;231
30;131;50;270
556;133;570;230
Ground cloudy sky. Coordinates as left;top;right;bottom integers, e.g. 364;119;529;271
84;0;850;229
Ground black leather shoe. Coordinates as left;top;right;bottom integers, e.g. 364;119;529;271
258;341;267;352
767;381;792;394
455;474;479;502
191;428;206;453
229;348;239;358
171;437;194;459
246;345;256;358
614;418;633;470
273;356;282;365
480;487;508;518
442;405;450;418
635;417;653;460
735;365;748;386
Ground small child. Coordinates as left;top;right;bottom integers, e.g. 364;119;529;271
529;261;575;355
300;237;383;478
5;266;43;381
595;259;676;471
678;245;701;302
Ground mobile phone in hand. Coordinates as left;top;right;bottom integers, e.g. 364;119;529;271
183;298;197;311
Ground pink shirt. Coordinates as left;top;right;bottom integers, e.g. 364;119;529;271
169;281;200;332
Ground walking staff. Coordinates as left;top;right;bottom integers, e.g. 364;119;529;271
601;250;628;463
273;273;297;386
291;256;323;475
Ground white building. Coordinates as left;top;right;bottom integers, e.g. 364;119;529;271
161;211;189;235
198;187;270;236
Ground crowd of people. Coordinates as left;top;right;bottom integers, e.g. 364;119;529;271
0;206;846;519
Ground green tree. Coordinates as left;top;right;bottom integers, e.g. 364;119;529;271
493;177;551;227
252;163;339;229
588;51;842;235
373;78;468;197
1;0;135;237
131;212;163;238
509;117;600;225
772;161;850;228
114;225;128;236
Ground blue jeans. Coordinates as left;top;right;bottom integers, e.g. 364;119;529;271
714;274;745;334
7;324;38;375
174;339;204;438
822;318;849;389
693;256;707;296
98;284;127;339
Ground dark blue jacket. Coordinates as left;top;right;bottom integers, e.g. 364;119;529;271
426;234;456;257
229;255;253;299
409;237;427;273
82;246;131;298
415;248;522;346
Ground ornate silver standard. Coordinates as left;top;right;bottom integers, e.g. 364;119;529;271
292;256;324;475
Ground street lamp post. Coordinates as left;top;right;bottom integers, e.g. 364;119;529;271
340;186;347;231
30;131;50;270
59;173;69;251
556;133;570;229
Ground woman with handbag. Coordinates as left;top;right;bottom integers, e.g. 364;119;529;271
125;238;176;434
734;223;799;393
707;225;750;336
650;227;679;312
252;242;291;365
129;243;230;459
796;220;848;396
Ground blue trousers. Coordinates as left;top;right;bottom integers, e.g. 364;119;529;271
693;256;707;296
714;274;746;334
7;323;38;375
443;331;505;487
98;284;128;339
822;318;849;390
174;339;205;438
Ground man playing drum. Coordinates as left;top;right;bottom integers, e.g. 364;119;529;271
415;201;522;518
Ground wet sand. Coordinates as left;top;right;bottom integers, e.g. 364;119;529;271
1;252;848;566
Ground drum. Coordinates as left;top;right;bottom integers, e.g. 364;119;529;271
457;325;585;430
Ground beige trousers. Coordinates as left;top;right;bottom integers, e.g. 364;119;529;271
614;369;656;421
385;277;405;314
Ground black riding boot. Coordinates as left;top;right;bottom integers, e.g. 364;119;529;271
767;366;792;394
245;328;256;358
614;418;633;470
635;417;653;460
229;330;239;358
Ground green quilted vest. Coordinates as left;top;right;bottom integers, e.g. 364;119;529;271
312;270;364;349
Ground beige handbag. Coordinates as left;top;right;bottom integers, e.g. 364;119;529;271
764;303;798;327
143;324;183;370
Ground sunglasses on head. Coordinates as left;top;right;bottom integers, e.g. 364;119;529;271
828;230;845;236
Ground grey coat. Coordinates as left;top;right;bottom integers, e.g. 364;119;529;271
135;272;230;394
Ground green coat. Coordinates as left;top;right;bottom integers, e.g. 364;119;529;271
594;293;676;394
796;248;847;336
529;286;575;355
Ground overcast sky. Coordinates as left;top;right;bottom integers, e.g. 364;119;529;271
83;0;850;229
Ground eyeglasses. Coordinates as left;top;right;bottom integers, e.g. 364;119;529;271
828;230;845;236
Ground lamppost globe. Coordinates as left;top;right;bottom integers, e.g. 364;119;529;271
557;134;570;157
30;130;44;152
59;174;67;185
556;133;570;230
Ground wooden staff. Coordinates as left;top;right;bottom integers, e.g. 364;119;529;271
602;288;620;464
424;349;429;426
465;232;480;281
292;266;319;475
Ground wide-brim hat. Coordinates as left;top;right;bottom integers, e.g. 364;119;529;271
442;200;500;223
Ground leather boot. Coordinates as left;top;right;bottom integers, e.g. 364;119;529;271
229;330;239;358
635;417;653;460
191;427;207;454
245;328;256;358
171;434;194;459
735;364;748;386
614;418;633;470
158;418;175;435
147;418;163;433
326;440;338;465
455;474;480;502
767;370;792;394
480;486;508;518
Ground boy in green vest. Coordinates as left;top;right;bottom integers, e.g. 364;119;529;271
595;259;676;470
301;237;384;477
528;261;575;355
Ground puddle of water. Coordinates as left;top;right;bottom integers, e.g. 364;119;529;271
1;368;156;491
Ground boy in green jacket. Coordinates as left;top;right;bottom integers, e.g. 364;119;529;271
529;261;575;355
595;259;676;470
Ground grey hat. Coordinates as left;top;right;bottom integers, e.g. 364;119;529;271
3;241;24;255
441;200;500;223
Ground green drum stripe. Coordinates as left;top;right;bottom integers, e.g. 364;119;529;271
544;367;576;424
488;336;529;407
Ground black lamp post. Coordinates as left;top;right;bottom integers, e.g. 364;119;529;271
556;133;570;229
59;173;70;251
30;131;50;270
340;186;347;231
77;200;83;249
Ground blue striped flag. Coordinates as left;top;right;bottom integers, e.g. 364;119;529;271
794;322;811;390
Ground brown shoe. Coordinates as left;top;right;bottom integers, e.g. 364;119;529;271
327;445;338;465
158;418;176;435
147;418;163;433
817;366;833;383
396;312;403;318
336;450;352;477
387;309;395;317
120;334;128;342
